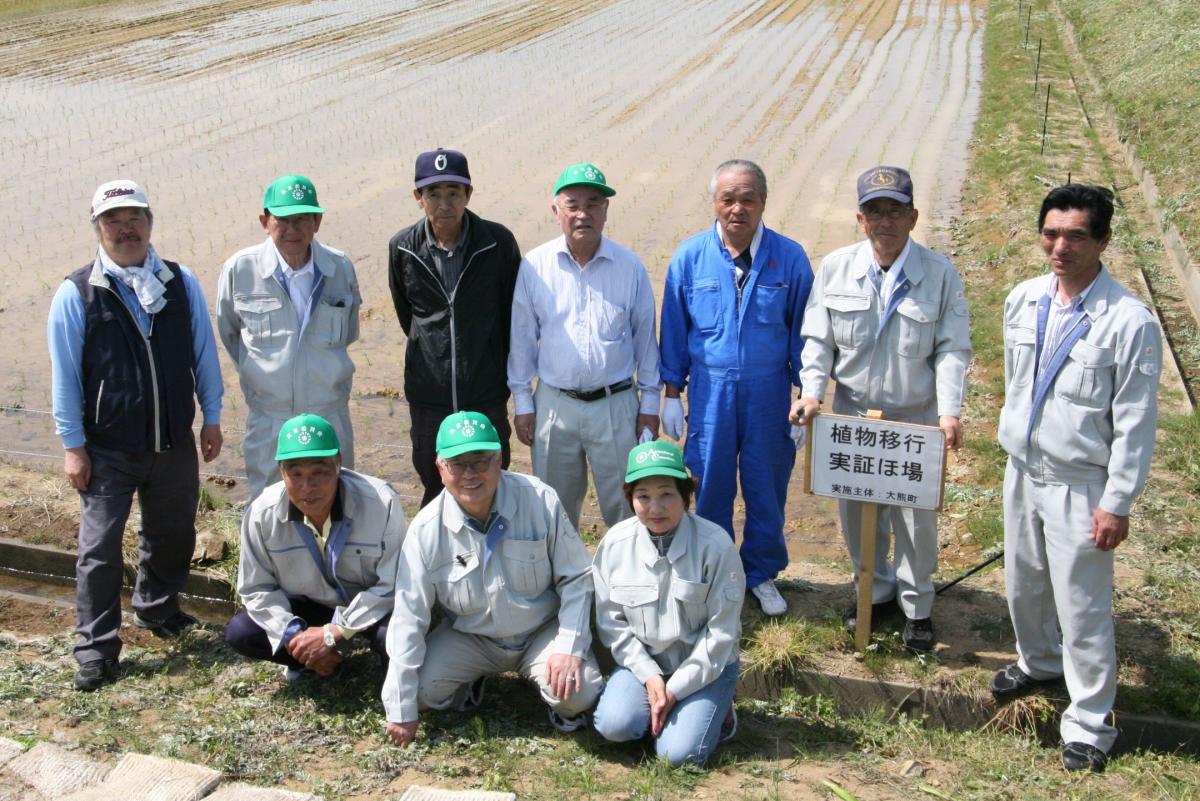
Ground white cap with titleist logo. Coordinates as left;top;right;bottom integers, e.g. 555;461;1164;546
90;179;150;220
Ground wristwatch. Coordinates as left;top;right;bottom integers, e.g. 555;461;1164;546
322;624;338;648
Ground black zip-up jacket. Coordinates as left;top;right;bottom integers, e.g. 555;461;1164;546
388;208;521;410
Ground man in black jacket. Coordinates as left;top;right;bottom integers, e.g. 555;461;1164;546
388;148;522;508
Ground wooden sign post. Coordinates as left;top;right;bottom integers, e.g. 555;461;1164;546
804;411;947;653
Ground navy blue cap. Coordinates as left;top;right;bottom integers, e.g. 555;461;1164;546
415;148;471;189
857;166;913;205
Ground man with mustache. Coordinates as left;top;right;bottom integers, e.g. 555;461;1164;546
47;179;225;691
508;163;662;530
992;183;1162;772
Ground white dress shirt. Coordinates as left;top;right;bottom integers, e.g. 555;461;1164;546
270;240;317;331
508;235;662;416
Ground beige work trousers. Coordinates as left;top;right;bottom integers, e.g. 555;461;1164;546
531;383;637;528
416;618;603;717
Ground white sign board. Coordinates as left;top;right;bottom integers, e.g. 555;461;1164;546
805;413;947;511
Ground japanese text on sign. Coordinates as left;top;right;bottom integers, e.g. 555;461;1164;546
806;414;946;510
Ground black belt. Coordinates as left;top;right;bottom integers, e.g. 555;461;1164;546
558;379;633;402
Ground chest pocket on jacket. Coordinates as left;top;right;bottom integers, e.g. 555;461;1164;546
314;296;352;347
1005;324;1036;388
335;541;381;586
895;298;936;358
597;300;630;342
610;584;660;643
671;577;709;632
234;294;286;349
687;281;723;334
752;284;789;327
500;539;552;597
436;556;486;616
1055;339;1115;409
826;292;871;349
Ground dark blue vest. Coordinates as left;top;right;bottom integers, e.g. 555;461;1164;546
67;260;196;453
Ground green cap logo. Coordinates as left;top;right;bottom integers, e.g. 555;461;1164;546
553;162;616;197
275;413;340;461
624;441;688;483
437;411;502;459
263;174;324;217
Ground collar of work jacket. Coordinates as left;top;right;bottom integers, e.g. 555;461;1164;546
254;237;348;283
1010;264;1115;321
631;514;698;568
850;237;924;287
437;469;522;534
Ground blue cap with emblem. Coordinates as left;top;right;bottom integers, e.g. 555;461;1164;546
857;166;914;206
415;148;471;189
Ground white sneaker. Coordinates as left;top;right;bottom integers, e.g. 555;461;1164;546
750;579;787;616
548;708;587;733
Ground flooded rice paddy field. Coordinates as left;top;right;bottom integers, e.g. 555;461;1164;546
0;0;982;554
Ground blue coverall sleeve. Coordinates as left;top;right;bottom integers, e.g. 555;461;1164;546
659;252;691;390
786;249;814;388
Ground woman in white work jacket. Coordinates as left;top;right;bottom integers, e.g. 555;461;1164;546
591;440;745;766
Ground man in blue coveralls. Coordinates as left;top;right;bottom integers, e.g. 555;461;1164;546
659;160;813;616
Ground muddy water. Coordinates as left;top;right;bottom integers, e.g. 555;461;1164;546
0;0;982;565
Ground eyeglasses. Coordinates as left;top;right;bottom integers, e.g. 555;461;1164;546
861;206;912;221
443;454;497;475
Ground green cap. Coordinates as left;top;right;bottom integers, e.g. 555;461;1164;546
624;441;688;483
553;162;615;197
263;174;324;217
275;413;340;461
437;411;502;459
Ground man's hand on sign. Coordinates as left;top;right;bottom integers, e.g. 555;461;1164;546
1092;508;1129;551
791;397;820;425
939;415;963;450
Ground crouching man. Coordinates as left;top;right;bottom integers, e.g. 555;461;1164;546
226;413;406;681
383;411;603;747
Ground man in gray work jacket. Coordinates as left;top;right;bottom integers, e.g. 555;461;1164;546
226;413;406;681
218;174;362;501
992;183;1162;773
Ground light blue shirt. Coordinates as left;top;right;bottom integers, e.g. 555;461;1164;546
47;258;224;449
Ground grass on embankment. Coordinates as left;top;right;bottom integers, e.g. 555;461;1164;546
1056;0;1200;260
951;0;1200;725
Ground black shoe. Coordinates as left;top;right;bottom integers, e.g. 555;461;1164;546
989;663;1062;701
1062;741;1108;773
843;600;895;634
134;610;198;639
903;617;935;652
74;658;119;692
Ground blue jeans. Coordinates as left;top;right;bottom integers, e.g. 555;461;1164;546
592;660;739;766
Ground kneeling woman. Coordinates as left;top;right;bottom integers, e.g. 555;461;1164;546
591;440;746;766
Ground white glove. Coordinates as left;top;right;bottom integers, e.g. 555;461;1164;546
662;397;685;440
638;427;655;444
790;424;807;450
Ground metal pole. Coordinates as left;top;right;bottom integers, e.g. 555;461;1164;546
1041;83;1051;154
935;550;1005;595
1024;6;1032;46
1034;38;1042;94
